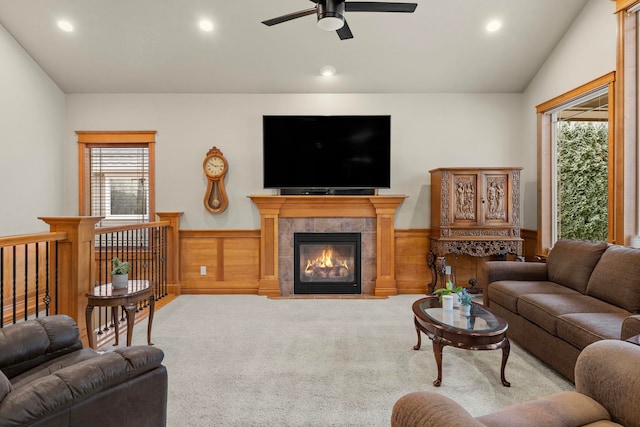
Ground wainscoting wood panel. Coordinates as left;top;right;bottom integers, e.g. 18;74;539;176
179;230;260;294
175;228;539;296
394;229;430;294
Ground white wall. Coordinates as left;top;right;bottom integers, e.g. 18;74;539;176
520;0;617;229
0;24;66;236
2;0;617;235
65;93;523;230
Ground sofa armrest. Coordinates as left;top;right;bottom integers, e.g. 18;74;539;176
621;315;640;340
483;261;548;284
0;346;165;427
391;392;486;427
575;340;640;427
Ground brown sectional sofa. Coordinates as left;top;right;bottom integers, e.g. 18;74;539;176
484;239;640;382
0;315;167;427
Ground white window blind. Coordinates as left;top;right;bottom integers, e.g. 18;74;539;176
87;147;149;227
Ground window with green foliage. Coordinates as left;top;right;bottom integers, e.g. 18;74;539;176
555;122;608;242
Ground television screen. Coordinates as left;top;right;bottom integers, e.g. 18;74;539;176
262;115;391;191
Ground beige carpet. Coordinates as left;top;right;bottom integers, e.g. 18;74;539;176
129;295;573;427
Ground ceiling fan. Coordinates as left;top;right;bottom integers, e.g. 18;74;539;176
262;0;418;40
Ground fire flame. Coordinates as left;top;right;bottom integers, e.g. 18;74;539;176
304;247;349;273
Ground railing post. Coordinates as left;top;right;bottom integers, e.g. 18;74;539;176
38;217;102;344
156;212;182;295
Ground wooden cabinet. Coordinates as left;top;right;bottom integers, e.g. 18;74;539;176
428;168;523;299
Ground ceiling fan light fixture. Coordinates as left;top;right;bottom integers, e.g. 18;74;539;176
317;1;345;31
318;16;344;31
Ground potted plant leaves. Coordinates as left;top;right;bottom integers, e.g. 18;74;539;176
111;257;130;289
458;288;474;316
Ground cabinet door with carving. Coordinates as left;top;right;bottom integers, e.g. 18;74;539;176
481;172;511;225
450;172;480;226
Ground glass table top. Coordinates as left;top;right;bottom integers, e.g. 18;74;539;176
418;299;501;332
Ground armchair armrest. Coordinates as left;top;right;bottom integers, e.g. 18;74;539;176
621;315;640;341
391;391;486;427
575;340;640;427
483;261;548;284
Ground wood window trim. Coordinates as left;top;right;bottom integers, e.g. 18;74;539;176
535;72;616;255
616;0;640;13
614;4;639;245
77;131;156;220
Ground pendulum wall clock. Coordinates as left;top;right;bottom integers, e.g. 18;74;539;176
202;146;229;214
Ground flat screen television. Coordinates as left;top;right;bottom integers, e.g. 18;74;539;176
262;115;391;194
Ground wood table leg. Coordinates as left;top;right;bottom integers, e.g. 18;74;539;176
147;294;155;346
122;303;137;346
85;305;95;349
431;338;444;387
112;306;119;346
413;317;422;350
500;338;511;387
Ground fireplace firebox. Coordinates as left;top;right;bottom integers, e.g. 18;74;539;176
294;232;361;294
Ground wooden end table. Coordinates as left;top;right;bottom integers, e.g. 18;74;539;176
86;280;155;349
412;296;510;387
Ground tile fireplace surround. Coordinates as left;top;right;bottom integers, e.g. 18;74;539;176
248;195;407;297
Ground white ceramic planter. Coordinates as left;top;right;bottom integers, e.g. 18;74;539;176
111;274;129;289
442;294;454;310
460;304;471;316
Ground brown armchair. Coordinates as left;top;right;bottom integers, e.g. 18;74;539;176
391;339;640;427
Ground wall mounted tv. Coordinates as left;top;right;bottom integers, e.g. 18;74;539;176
262;115;391;195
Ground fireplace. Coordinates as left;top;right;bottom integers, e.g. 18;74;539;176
294;232;361;294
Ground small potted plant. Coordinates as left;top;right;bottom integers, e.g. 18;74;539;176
111;257;130;289
433;282;463;310
458;288;474;316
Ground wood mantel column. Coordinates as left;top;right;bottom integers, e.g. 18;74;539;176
249;197;286;297
38;216;102;342
370;197;406;296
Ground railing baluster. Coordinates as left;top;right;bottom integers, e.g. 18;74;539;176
24;244;28;321
12;246;17;324
35;243;39;318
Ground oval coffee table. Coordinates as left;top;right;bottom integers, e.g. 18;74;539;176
412;296;510;387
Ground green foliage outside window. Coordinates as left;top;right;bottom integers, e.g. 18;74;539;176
556;121;608;242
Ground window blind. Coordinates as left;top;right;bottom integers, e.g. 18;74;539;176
87;147;149;227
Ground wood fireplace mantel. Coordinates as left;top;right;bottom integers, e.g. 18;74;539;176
248;195;407;297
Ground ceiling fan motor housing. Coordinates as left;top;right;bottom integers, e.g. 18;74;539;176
317;0;346;30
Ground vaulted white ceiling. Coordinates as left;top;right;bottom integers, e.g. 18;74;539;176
0;0;589;94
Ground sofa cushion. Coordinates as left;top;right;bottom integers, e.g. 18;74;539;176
517;294;627;335
557;313;629;350
489;281;580;313
0;315;83;379
0;371;11;402
586;245;640;313
546;239;608;293
10;348;100;390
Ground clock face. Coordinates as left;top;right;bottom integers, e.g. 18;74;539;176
205;156;225;177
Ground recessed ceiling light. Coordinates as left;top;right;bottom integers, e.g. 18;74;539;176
486;20;502;33
320;65;336;77
199;20;214;32
57;20;74;32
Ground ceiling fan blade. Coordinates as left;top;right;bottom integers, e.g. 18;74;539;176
262;8;316;26
336;19;354;40
344;2;417;13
